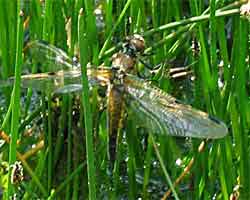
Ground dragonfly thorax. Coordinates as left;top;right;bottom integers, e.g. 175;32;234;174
111;52;136;72
111;34;145;73
109;66;126;86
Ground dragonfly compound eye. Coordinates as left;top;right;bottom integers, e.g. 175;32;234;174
126;34;145;53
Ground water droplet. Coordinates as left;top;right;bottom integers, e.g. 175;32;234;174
175;158;182;166
153;161;157;166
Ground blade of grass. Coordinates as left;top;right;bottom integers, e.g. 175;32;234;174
66;95;72;200
126;120;137;199
150;134;180;200
102;5;238;60
98;0;132;59
84;0;99;64
55;162;85;196
42;0;53;42
142;135;153;199
144;8;239;36
0;1;17;131
0;130;47;197
209;0;220;106
72;129;80;199
42;0;54;193
7;8;24;199
78;8;96;200
231;16;250;199
53;96;68;167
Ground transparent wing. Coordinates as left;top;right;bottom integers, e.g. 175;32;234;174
2;68;112;94
18;69;82;94
124;74;228;139
24;40;77;72
1;40;113;94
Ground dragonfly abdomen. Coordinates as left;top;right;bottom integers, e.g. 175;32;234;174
107;84;125;162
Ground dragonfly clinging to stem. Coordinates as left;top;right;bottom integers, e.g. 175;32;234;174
1;34;228;160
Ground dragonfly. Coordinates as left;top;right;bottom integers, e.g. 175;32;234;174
1;34;228;159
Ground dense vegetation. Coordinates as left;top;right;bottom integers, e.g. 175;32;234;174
0;0;249;199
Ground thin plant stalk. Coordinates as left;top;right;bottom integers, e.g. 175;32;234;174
7;8;24;199
78;8;96;200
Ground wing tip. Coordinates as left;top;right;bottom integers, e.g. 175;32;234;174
208;115;228;138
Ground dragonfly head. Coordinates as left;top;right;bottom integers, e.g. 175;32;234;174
123;34;145;57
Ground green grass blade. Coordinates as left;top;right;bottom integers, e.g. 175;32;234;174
7;8;24;198
78;8;96;200
98;0;132;59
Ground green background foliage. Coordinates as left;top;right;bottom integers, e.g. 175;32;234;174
0;0;249;199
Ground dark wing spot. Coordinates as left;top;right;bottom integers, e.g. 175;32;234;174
208;115;224;125
174;99;183;104
48;72;56;76
38;40;50;45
